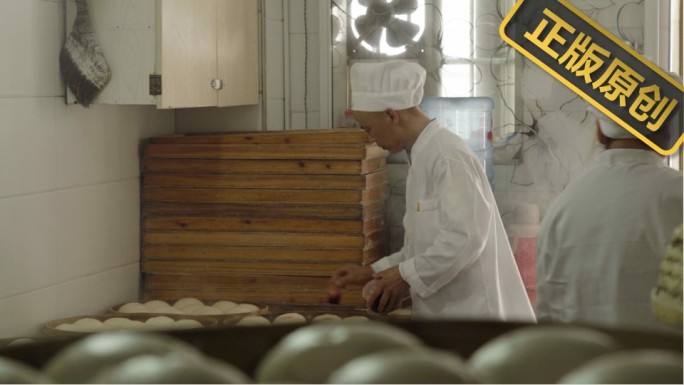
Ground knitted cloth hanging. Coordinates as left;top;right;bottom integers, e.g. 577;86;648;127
59;0;112;107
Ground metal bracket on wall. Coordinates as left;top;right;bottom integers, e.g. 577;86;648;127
149;74;162;96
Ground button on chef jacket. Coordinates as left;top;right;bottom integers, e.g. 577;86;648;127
536;148;683;333
372;120;536;322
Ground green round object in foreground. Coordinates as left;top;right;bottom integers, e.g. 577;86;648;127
0;357;52;384
327;347;479;384
468;325;620;384
90;353;251;384
559;349;683;384
43;331;201;383
255;321;423;383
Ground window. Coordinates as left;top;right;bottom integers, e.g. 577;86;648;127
348;0;426;56
333;0;518;145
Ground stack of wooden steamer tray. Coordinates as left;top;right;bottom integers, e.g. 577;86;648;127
140;129;389;307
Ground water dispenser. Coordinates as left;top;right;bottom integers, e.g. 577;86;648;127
419;97;495;190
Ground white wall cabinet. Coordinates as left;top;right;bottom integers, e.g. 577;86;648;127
65;0;259;109
156;0;259;108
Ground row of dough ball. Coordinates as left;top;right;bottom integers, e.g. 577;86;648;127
55;316;203;333
236;313;369;326
118;298;260;316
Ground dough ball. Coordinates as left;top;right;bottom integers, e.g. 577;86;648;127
212;300;238;312
55;323;77;332
223;303;259;315
312;314;342;323
143;316;176;330
191;306;223;315
177;303;204;314
144;300;171;311
102;317;132;330
173;298;204;309
272;313;307;325
122;320;145;329
118;302;149;313
236;316;271;327
343;315;370;322
387;308;412;319
7;338;35;347
172;319;204;330
72;318;104;332
153;306;184;314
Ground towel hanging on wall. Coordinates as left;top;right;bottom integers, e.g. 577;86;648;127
59;0;112;107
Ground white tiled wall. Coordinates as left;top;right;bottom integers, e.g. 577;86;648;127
287;0;321;129
0;0;174;338
264;0;286;131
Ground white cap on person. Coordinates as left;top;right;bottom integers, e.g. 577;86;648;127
587;71;681;139
351;60;426;112
586;105;634;139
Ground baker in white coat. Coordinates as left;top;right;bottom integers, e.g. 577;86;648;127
536;104;683;333
328;60;536;322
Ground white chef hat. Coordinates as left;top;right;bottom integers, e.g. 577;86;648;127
351;60;426;112
586;105;634;139
588;71;682;140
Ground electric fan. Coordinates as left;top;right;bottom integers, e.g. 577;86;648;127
351;0;424;54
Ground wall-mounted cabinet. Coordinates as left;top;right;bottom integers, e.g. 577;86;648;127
65;0;259;109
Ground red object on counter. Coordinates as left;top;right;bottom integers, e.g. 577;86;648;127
327;288;341;304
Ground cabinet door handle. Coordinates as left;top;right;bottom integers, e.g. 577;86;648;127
211;79;223;90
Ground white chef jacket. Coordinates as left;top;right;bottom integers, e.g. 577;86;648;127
536;148;683;333
372;120;536;322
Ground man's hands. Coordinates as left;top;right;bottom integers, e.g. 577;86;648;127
328;264;410;313
366;265;410;313
328;264;374;303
